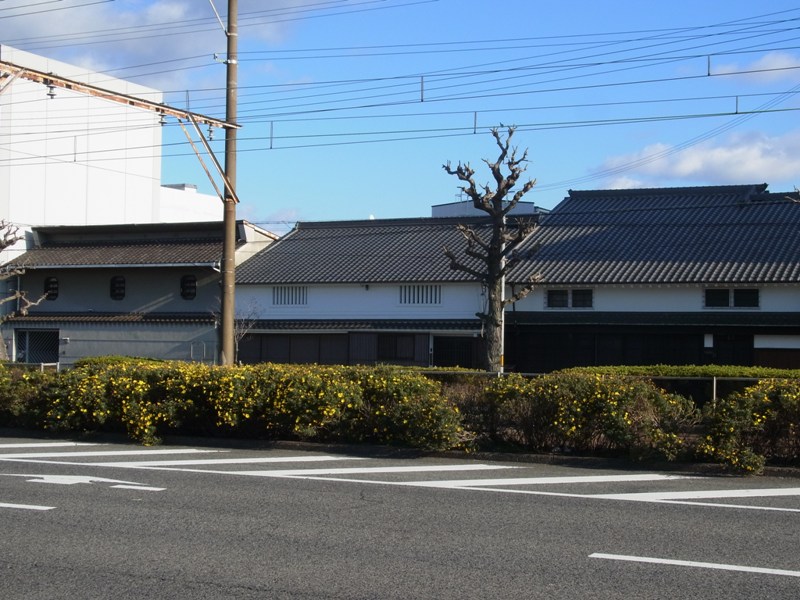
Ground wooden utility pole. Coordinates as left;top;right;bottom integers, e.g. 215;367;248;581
220;0;238;365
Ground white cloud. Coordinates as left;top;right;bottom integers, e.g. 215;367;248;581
714;51;800;83
604;176;645;190
597;130;800;189
3;0;302;90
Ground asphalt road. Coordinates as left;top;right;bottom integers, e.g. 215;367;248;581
1;433;799;599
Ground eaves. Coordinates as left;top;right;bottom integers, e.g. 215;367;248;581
20;262;221;270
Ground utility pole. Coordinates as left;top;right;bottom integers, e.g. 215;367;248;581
220;0;238;365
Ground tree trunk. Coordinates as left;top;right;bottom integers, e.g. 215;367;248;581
483;270;504;372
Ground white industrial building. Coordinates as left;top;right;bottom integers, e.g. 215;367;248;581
0;45;221;265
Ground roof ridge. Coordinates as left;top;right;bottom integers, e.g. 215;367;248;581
566;183;768;198
295;216;492;230
42;238;223;248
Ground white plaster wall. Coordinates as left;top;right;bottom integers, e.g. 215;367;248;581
238;282;800;320
237;282;484;320
757;287;800;311
755;335;800;349
515;285;800;312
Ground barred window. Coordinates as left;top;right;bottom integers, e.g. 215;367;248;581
571;289;593;308
110;275;126;301
399;284;441;305
546;290;568;308
272;286;308;306
43;276;59;301
704;288;759;308
547;288;593;309
180;275;197;300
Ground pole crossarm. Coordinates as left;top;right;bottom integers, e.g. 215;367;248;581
0;59;238;130
183;114;240;204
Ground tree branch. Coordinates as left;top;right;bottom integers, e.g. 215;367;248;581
0;290;48;315
503;274;542;307
1;219;23;251
443;245;485;280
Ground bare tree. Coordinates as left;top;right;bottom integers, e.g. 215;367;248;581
234;299;262;363
442;127;541;372
0;220;46;360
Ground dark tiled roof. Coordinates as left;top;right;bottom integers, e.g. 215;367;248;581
10;240;224;268
3;220;272;269
509;184;800;285
507;311;800;328
249;319;481;331
237;217;498;284
4;312;215;324
234;185;800;287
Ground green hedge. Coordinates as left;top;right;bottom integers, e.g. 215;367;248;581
562;364;800;378
0;360;465;451
697;378;800;473
2;360;799;473
474;372;698;461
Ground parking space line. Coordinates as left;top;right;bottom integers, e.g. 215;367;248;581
590;553;800;577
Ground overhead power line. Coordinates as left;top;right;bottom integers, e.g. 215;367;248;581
2;4;800;194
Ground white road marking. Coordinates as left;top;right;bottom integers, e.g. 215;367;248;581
213;464;518;478
0;442;98;449
242;473;799;513
392;482;800;513
590;553;800;578
0;449;224;459
642;500;800;512
0;501;55;511
111;484;165;491
0;474;158;487
406;473;694;488
97;455;366;467
1;441;796;514
591;487;800;501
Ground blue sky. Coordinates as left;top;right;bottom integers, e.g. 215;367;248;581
5;0;800;233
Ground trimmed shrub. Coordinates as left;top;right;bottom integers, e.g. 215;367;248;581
486;371;698;460
698;378;800;473
343;366;466;450
0;365;56;429
11;360;466;450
